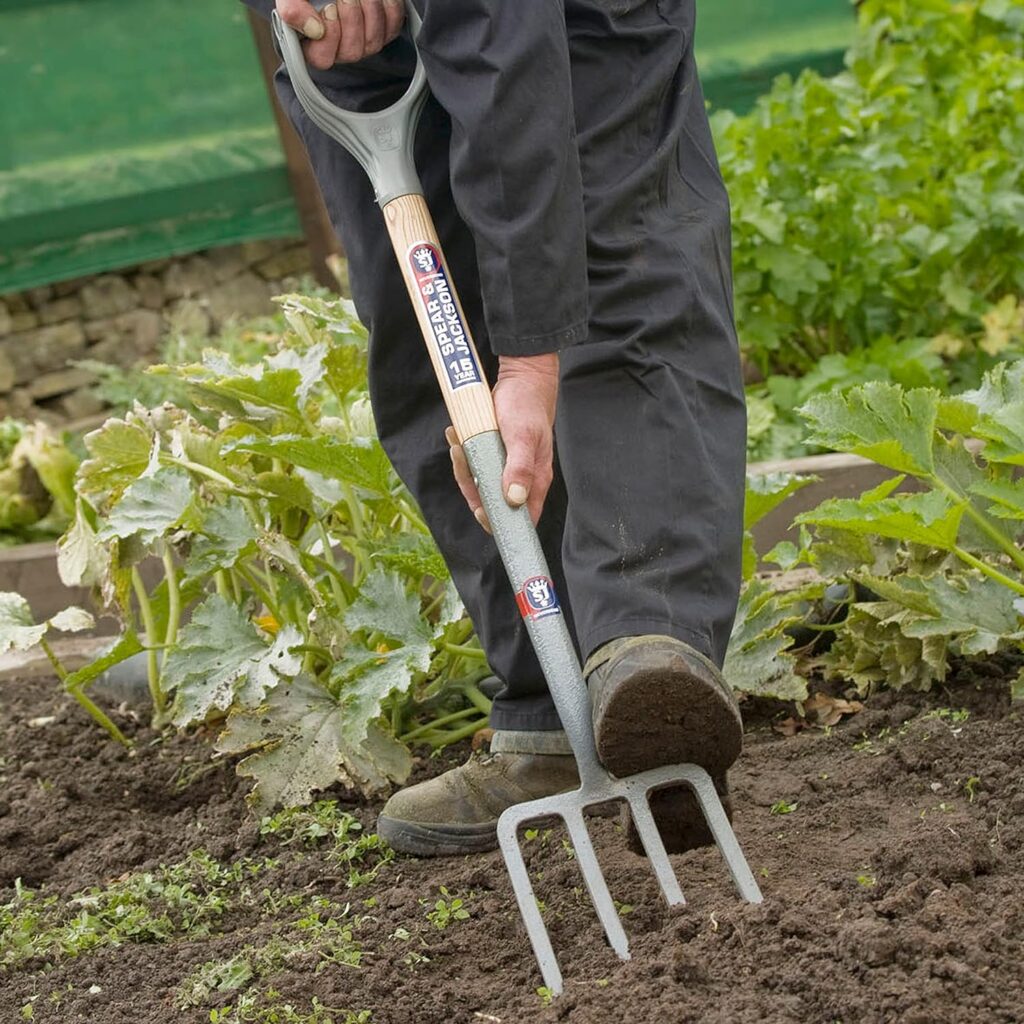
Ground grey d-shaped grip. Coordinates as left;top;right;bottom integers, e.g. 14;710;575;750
271;8;428;206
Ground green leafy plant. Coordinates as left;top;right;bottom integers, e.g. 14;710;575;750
258;801;393;887
2;294;490;810
0;420;79;546
422;886;471;930
718;0;1024;378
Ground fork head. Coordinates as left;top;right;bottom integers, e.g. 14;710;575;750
495;762;763;997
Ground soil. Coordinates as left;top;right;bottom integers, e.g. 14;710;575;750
1;659;1022;1024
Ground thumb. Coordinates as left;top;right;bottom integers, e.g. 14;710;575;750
501;430;536;510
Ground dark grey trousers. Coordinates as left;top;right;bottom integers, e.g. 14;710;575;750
248;0;747;731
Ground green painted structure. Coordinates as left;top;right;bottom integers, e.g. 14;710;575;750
0;0;855;294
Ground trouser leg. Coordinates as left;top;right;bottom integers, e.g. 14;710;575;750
274;58;567;729
559;0;746;668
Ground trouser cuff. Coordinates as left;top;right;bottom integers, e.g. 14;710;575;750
490;729;574;756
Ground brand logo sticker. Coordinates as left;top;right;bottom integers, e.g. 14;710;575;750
516;576;561;621
407;242;482;391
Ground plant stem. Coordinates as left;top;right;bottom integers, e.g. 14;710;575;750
215;570;231;600
37;636;67;683
460;680;493;716
236;562;280;619
171;458;238;489
400;705;481;743
417;715;491;749
132;568;166;721
315;521;350;610
952;546;1024;597
160;545;181;677
445;642;488;661
65;679;131;746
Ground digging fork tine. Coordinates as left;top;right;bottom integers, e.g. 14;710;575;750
563;808;631;961
497;814;564;996
685;767;764;904
624;786;686;907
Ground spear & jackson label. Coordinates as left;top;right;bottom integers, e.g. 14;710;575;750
407;242;482;391
516;575;562;621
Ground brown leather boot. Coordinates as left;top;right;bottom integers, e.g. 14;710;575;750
376;731;578;857
586;634;742;854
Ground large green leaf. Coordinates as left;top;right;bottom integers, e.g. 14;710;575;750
164;596;302;725
798;382;941;477
371;534;451;584
723;579;810;701
265;344;327;411
172;360;306;424
98;467;195;545
78;418;153;499
975;403;1024;467
970;478;1024;521
345;571;432;648
796;490;965;552
744;472;817;531
183;498;258;582
0;595;94;654
216;674;411;812
825;604;948;694
0;592;47;652
332;645;431;747
856;572;1024;657
228;436;395;497
57;499;108;588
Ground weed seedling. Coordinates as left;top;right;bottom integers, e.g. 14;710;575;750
770;799;798;816
423;886;471;929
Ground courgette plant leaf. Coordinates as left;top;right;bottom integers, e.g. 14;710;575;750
58;499;109;588
216;674;411;814
798;383;940;477
165;596;302;726
855;572;1024;657
229;435;395;498
0;594;94;654
796;490;964;552
78;417;153;501
183;498;258;583
724;579;812;701
98;466;196;546
970;478;1024;521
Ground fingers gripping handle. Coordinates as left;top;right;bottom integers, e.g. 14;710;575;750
271;8;428;206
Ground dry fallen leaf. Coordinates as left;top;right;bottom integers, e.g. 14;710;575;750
471;727;495;752
773;692;864;735
803;692;864;727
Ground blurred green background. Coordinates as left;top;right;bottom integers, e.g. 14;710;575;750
0;0;854;293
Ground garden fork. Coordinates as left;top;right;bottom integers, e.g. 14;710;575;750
273;5;763;997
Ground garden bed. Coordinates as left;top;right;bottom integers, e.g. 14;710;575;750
2;658;1021;1024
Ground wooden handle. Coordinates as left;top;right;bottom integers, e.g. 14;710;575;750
383;193;498;441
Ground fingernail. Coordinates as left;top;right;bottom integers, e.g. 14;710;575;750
303;15;324;38
474;508;492;534
506;483;528;506
323;3;338;19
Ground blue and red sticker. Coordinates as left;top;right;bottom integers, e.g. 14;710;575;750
407;242;482;392
516;576;562;621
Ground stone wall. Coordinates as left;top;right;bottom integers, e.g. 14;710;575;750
0;238;314;426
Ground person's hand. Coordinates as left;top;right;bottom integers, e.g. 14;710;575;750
276;0;405;70
446;353;559;532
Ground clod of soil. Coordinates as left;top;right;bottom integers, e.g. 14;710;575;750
1;658;1022;1024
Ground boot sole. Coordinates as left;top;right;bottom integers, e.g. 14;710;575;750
592;650;742;855
593;660;742;780
377;816;499;857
